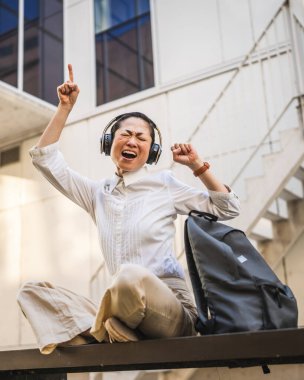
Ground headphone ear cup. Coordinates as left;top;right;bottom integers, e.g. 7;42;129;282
147;143;161;164
101;133;112;156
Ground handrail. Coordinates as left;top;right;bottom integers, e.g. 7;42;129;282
229;95;303;188
184;0;288;145
89;261;105;286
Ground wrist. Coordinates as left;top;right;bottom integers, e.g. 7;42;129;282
188;158;204;171
58;103;73;114
193;162;210;177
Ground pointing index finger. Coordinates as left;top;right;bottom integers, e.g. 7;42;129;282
68;64;74;82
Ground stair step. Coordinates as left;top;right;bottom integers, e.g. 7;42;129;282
280;177;304;201
264;198;288;221
249;218;273;241
248;238;259;249
228;128;304;233
294;162;304;181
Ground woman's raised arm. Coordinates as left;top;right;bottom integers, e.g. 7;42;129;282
36;64;80;148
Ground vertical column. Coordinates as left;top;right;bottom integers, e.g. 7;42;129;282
17;0;24;90
64;0;96;113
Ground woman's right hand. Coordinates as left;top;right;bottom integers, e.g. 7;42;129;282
57;64;80;110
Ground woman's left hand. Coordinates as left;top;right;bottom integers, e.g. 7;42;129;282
171;143;202;169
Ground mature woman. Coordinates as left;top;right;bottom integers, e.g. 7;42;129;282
17;65;240;354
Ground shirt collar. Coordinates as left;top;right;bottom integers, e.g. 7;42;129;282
111;166;149;191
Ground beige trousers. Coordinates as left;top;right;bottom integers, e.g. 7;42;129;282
17;264;197;354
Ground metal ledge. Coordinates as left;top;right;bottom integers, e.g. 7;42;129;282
0;328;303;377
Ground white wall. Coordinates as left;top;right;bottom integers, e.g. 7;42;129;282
153;0;284;84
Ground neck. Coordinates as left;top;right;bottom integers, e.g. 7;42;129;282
116;167;125;177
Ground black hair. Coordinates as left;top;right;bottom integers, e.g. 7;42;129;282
110;112;155;144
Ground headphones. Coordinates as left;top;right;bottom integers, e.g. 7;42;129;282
100;112;162;165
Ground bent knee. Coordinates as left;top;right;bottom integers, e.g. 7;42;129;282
112;264;151;289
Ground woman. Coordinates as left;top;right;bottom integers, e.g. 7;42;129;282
17;65;240;354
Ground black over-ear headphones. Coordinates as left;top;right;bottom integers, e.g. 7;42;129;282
100;112;162;165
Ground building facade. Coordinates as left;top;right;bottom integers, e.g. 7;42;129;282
0;0;304;379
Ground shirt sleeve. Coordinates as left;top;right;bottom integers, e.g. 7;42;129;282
165;170;240;220
29;142;99;221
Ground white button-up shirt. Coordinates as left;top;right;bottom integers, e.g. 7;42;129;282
30;143;240;279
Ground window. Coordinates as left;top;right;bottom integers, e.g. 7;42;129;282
0;146;20;166
23;0;64;105
95;0;154;105
0;0;63;105
0;0;19;86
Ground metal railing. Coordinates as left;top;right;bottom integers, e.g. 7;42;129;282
230;95;303;190
185;0;289;145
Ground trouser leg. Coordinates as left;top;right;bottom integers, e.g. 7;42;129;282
17;281;97;354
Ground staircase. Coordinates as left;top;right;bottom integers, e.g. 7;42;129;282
228;124;304;271
229;126;304;230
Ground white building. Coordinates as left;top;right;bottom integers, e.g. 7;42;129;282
0;0;304;379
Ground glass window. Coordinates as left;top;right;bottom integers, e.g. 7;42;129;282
95;0;154;105
23;0;63;105
0;0;19;86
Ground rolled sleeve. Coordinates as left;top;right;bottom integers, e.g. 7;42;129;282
29;142;60;158
207;186;240;219
166;171;240;220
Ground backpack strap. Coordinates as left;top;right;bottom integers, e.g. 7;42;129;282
189;210;218;222
184;217;215;334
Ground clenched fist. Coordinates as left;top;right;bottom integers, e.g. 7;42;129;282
171;143;203;170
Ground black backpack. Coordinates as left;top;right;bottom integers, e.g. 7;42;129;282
184;211;298;335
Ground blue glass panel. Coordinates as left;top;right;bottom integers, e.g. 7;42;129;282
111;0;135;26
23;0;63;104
95;0;137;33
137;0;149;15
1;0;18;10
24;0;39;21
0;0;18;86
109;18;136;38
0;10;17;33
95;1;153;105
0;0;18;33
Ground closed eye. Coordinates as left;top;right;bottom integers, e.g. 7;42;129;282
120;133;147;141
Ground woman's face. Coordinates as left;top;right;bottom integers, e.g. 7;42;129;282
111;117;152;174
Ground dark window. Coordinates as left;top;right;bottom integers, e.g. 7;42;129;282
95;0;154;105
0;0;19;86
23;0;63;105
0;146;20;166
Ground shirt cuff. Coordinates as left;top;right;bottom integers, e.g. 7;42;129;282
29;142;60;158
208;185;239;200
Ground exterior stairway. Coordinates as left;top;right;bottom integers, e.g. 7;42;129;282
229;127;304;231
227;126;304;270
261;195;304;271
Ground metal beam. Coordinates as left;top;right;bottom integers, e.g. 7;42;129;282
0;328;303;377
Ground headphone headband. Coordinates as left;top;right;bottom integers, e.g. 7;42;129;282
100;113;162;165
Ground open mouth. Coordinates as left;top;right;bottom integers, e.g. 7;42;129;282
121;150;137;160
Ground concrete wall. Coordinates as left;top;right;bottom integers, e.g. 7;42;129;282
284;232;304;325
153;0;283;84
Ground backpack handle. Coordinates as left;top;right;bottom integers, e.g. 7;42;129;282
189;210;218;222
